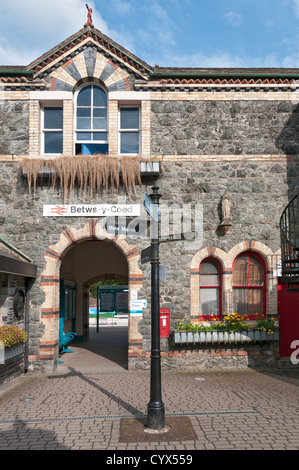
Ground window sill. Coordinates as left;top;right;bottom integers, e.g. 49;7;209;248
173;330;279;345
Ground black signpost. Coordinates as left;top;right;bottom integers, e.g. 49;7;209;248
144;182;165;432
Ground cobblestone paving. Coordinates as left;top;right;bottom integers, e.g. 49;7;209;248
0;367;298;451
1;327;298;451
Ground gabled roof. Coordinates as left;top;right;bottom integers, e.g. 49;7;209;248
1;24;299;90
28;25;153;81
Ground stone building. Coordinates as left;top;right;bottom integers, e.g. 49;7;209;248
0;19;298;373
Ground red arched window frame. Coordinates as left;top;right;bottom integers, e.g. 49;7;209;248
232;251;266;320
199;257;222;321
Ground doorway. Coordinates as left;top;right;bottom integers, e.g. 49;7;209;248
59;239;129;368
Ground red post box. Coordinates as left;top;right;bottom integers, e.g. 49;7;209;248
160;308;170;338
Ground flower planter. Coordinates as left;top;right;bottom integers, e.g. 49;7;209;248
4;343;25;362
173;330;279;345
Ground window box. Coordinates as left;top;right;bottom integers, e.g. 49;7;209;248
2;343;25;362
173;330;279;345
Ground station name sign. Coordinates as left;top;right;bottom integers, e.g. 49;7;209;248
43;204;141;217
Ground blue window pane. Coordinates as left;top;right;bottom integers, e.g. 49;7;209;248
81;143;108;155
93;86;107;107
120;132;139;153
77;108;91;118
77;86;91;106
93;118;107;130
120;108;139;130
44;107;63;129
77;132;92;141
45;132;63;153
93;132;108;141
77;118;92;130
94;108;107;118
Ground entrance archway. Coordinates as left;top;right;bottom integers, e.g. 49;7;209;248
39;219;143;371
60;239;129;341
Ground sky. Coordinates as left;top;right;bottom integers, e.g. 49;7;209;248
1;0;299;69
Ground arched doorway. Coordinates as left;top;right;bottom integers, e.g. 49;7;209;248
39;220;143;371
60;239;129;340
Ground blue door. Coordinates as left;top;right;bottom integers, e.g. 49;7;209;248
60;279;76;339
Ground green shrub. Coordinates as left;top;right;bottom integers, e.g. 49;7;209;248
0;326;27;348
255;315;279;334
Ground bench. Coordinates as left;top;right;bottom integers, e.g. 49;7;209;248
59;332;76;353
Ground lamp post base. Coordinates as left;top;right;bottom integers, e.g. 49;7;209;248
146;403;166;432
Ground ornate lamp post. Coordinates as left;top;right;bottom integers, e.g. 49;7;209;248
146;181;166;431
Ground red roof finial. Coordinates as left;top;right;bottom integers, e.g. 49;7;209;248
84;3;94;27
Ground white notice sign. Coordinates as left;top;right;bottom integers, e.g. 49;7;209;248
130;299;147;311
43;204;141;217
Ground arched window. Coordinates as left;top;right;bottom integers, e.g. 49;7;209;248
199;258;222;319
75;84;108;155
232;252;266;318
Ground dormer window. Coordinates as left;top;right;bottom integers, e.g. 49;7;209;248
75;84;108;155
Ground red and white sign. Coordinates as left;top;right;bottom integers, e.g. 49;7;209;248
43;204;141;217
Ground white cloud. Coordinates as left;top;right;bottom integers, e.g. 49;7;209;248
145;2;176;47
144;49;281;69
109;0;133;15
222;11;243;27
0;0;133;65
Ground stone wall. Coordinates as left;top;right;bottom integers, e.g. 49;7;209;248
0;150;298;370
0;101;29;155
129;341;280;371
0;154;298;369
151;100;299;155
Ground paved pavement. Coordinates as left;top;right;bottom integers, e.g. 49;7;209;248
0;325;299;454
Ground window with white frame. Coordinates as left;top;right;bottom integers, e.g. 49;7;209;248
42;106;63;154
75;84;108;155
119;106;140;154
199;258;222;319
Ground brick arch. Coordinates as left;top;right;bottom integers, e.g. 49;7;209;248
38;219;143;370
226;240;274;270
190;246;227;319
49;48;131;92
190;242;276;319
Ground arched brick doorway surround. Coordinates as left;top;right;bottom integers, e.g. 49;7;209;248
190;241;280;318
39;219;143;371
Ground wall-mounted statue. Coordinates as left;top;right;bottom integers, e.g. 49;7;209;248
218;192;232;234
222;191;231;222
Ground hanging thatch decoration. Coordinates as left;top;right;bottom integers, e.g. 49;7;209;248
19;155;150;201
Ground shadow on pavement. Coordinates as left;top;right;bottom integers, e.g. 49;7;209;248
260;368;299;387
0;417;68;450
48;366;145;423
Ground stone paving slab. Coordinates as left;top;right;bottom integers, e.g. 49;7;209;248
0;367;299;452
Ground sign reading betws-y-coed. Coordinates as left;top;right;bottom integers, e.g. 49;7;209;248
43;205;140;217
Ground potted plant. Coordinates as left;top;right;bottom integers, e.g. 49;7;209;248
173;313;279;344
0;326;27;362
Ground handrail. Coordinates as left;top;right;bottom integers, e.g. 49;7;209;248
280;192;299;281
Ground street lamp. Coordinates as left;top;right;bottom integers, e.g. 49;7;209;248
146;181;166;431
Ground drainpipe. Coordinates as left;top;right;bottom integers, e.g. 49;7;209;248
24;278;34;373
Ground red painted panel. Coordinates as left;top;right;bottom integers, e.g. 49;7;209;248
160;309;170;338
278;279;299;357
